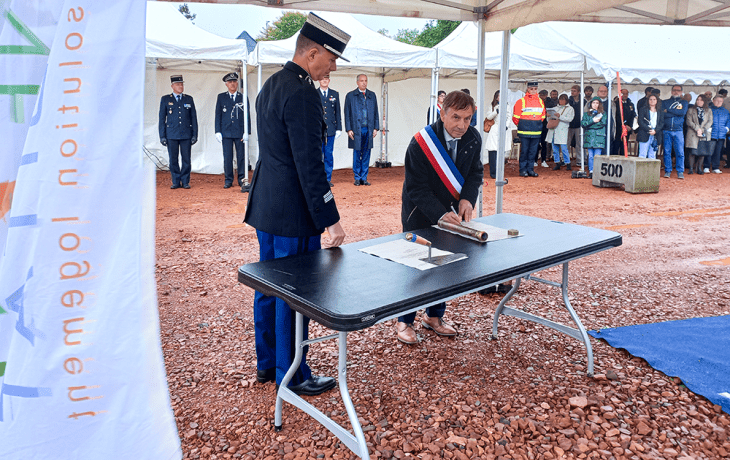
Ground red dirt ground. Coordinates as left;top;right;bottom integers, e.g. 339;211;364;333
156;159;730;460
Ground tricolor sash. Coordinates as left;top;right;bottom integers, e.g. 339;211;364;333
414;125;465;200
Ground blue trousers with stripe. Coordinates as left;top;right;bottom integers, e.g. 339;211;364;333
254;230;321;386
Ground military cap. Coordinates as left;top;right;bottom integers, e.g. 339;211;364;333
223;72;239;82
170;75;184;84
300;13;351;62
526;81;539;87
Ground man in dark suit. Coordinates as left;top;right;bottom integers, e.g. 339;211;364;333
344;74;379;186
396;91;484;345
214;72;251;189
158;75;198;189
243;13;349;397
318;74;341;186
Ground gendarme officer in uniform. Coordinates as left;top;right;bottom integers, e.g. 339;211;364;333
244;13;350;397
158;75;198;189
318;74;341;186
214;72;252;189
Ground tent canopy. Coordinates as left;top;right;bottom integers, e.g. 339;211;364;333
146;2;248;63
249;11;436;78
515;21;730;85
176;0;730;30
435;22;588;82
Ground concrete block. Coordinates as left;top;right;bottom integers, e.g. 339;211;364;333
592;155;660;194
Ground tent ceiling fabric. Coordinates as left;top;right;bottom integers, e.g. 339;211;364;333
147;2;248;61
175;0;730;29
249;12;436;70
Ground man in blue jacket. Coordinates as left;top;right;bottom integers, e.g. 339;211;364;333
318;74;341;186
214;72;251;189
158;75;198;189
662;85;689;179
244;13;349;397
344;74;379;186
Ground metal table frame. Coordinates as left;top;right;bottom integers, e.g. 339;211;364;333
275;255;601;460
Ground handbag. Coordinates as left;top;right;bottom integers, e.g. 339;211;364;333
483;117;495;133
546;106;565;130
696;139;715;157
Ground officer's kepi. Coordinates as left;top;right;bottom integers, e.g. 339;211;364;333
299;13;351;62
527;81;538;88
222;72;238;82
170;75;184;84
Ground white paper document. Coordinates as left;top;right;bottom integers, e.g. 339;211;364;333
359;239;466;271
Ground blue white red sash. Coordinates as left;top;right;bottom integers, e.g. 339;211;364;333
414;125;465;200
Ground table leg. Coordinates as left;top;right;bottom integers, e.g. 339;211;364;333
490;262;595;376
273;313;371;459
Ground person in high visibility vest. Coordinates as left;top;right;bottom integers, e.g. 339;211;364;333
513;81;546;177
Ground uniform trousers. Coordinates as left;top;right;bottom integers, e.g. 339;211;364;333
167;138;192;186
518;136;540;174
254;230;321;386
222;137;245;186
353;126;371;181
322;135;335;182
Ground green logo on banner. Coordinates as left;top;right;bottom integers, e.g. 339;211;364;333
0;361;5;377
0;9;50;123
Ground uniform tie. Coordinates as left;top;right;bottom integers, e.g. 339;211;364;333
175;94;180;103
231;93;235;102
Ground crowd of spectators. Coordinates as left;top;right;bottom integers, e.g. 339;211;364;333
509;84;730;178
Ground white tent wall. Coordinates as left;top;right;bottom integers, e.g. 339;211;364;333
145;66;245;175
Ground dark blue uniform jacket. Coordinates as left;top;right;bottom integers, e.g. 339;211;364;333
320;88;341;137
244;61;339;237
158;93;197;140
214;91;251;139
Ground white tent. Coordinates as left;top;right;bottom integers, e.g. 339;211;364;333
144;2;249;176
436;22;587;79
516;21;730;85
248;12;439;170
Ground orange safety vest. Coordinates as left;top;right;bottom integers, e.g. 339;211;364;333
512;94;546;138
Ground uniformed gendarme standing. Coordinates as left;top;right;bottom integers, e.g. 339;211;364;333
318;74;342;187
214;72;252;189
158;75;198;189
243;14;349;397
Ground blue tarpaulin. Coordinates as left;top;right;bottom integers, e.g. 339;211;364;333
590;316;730;414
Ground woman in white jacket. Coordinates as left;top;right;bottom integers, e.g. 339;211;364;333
546;94;575;171
484;90;513;179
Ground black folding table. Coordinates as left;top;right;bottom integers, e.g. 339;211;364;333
238;213;622;459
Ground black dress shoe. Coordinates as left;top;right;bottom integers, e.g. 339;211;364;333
328;181;334;187
183;184;191;189
565;164;572;171
362;180;371;186
527;171;539;177
285;376;336;396
256;368;275;384
170;184;180;189
354;180;360;186
224;184;232;189
520;172;528;177
552;163;561;171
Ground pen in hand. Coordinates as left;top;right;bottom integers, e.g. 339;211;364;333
451;205;459;218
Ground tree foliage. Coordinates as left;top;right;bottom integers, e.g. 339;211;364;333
178;3;196;22
393;28;420;45
413;20;460;48
257;11;306;41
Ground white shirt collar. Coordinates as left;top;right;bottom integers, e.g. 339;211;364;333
443;128;460;144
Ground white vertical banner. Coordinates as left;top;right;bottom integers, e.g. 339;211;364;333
0;1;181;459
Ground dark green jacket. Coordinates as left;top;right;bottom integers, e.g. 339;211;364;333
581;111;607;149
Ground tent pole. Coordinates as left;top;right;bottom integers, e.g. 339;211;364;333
257;64;262;94
580;69;585;172
242;61;251;192
606;79;612;158
495;30;510;215
476;18;486;218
